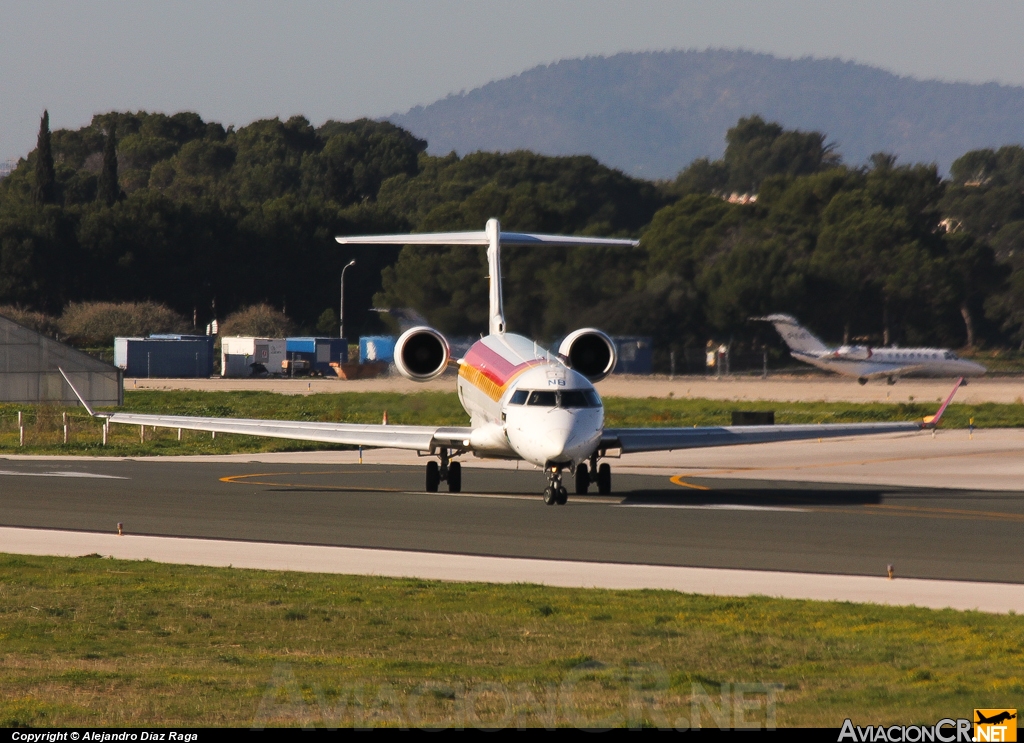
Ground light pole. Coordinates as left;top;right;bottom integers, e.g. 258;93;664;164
340;259;356;339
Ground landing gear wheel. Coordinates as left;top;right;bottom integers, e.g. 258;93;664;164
543;487;557;505
448;461;462;493
425;461;440;492
597;463;612;495
857;377;868;386
887;376;897;386
574;463;590;494
556;487;568;505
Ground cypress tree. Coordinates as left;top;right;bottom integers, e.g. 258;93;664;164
33;110;56;204
97;127;120;206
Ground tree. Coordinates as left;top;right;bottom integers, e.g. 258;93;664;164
97;127;121;206
220;304;296;337
58;301;188;345
33;111;56;205
723;116;839;194
939;232;1006;348
316;308;337;336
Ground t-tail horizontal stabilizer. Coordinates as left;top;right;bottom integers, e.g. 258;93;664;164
750;314;829;354
336;218;639;336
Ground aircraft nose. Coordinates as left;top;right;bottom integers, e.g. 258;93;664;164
540;413;601;463
542;428;572;461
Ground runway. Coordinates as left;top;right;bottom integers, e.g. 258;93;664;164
1;446;1022;584
126;372;1024;404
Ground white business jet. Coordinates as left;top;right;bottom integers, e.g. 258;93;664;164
754;314;986;385
61;221;961;505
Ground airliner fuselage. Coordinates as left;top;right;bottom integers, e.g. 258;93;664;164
457;332;603;467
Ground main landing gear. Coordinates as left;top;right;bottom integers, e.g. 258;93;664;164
561;453;613;502
425;447;461;493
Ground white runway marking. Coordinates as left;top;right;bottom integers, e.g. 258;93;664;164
0;470;127;480
2;526;1021;614
616;503;808;512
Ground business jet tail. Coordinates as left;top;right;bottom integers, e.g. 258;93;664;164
752;314;829;354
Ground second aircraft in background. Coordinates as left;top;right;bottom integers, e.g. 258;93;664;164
755;314;986;384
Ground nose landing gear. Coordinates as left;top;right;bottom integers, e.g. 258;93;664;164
543;467;568;505
425;448;462;493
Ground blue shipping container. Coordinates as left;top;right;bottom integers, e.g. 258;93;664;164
285;337;348;373
359;336;395;363
612;336;653;375
114;337;214;378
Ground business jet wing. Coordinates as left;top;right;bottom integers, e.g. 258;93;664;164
846;363;927;380
602;421;921;454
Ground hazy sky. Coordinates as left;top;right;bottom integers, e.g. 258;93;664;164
4;0;1024;162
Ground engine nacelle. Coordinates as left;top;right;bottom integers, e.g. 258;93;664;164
558;328;617;383
394;326;450;381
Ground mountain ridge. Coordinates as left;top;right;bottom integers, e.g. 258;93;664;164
388;49;1024;179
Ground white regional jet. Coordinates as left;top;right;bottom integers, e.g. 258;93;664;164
755;314;986;385
62;221;961;505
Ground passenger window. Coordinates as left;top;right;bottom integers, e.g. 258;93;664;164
527;391;557;406
509;390;529;405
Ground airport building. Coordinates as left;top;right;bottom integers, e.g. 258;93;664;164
0;314;122;406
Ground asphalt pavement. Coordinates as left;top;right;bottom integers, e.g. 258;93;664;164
0;458;1019;583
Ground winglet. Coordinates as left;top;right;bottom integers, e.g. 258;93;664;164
922;377;964;428
58;367;102;418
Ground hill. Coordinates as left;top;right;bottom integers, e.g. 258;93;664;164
389;49;1024;179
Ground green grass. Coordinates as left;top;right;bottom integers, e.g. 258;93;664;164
0;553;1020;727
602;396;1023;428
0;390;1018;456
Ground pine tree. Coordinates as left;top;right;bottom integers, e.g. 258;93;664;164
33;110;56;204
97;127;121;206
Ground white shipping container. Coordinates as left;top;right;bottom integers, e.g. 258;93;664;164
263;339;286;373
220;337;287;376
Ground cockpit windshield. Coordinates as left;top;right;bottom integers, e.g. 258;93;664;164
944;351;959;360
509;389;601;408
527;391;557;406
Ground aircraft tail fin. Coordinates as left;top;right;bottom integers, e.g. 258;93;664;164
337;220;638;336
753;314;829;354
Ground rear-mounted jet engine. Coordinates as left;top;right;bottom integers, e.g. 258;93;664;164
558;328;617;382
394;326;450;381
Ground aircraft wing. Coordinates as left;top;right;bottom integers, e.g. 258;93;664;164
601;421;922;454
602;377;963;453
849;363;927;380
101;412;474;452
